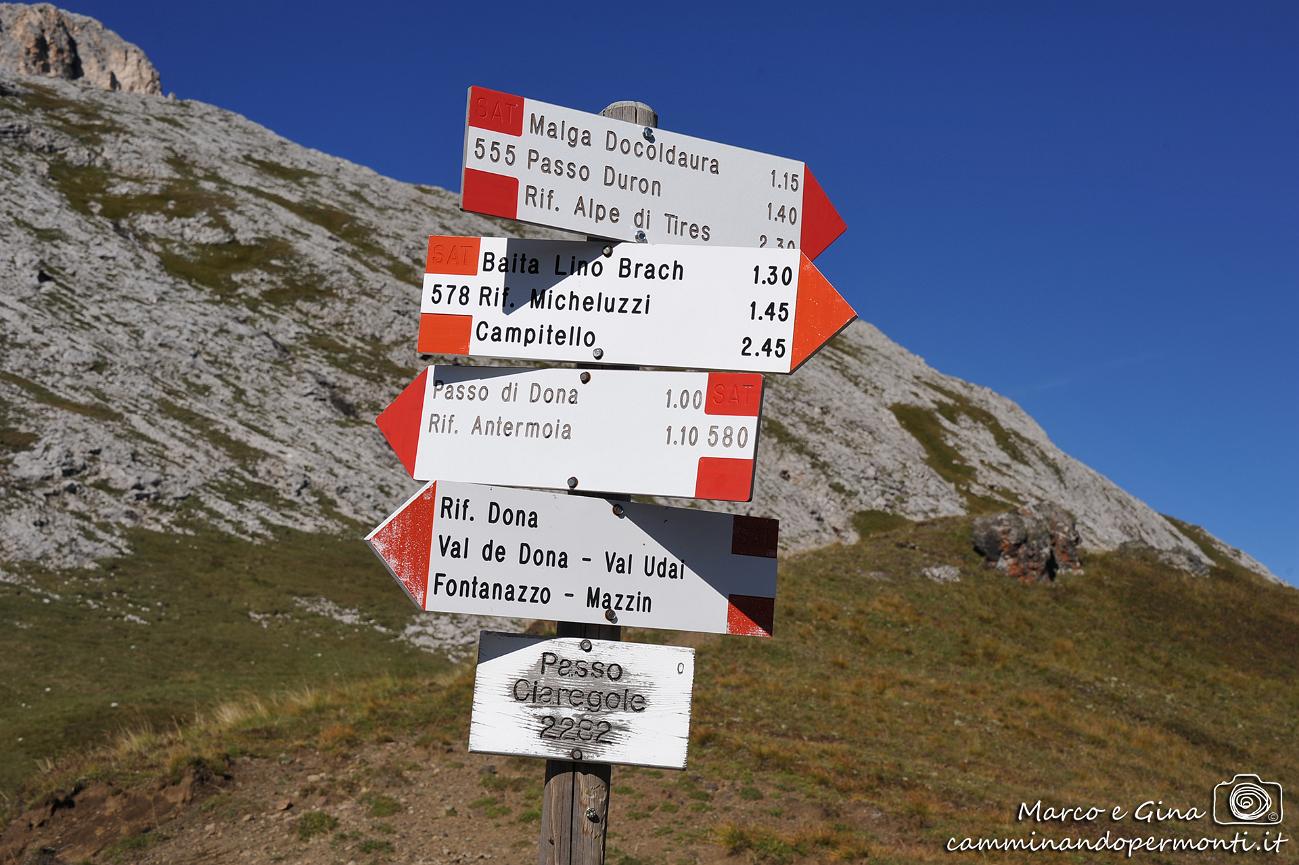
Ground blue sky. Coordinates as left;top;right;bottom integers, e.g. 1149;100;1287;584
71;1;1298;582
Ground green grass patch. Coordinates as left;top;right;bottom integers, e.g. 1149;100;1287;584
102;829;168;862
927;383;1029;465
245;156;322;184
889;403;1013;513
155;399;264;465
890;403;974;485
297;810;338;839
469;795;511;818
0;370;122;422
241;186;412;282
851;509;914;537
47;159;234;226
5;81;125;144
362;792;403;817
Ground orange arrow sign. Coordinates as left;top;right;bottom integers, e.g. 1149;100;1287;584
415;237;855;373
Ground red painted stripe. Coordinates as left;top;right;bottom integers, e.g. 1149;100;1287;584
726;594;775;637
799;164;846;260
704;373;763;417
426;236;481;275
731;515;779;558
790;253;856;371
695;457;755;502
417;313;473;356
466;86;524;136
461;168;519;220
369;482;437;609
375;369;428;477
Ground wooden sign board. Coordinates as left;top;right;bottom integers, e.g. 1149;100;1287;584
418;236;856;373
366;480;778;636
470;632;695;770
460;86;846;259
376;366;763;501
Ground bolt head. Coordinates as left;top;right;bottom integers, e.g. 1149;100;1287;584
567;477;578;489
593;348;604;360
634;230;647;242
604;608;618;623
570;748;583;761
580;371;591;384
602;245;612;257
585;806;600;822
611;503;625;518
579;639;592;652
642;126;654;141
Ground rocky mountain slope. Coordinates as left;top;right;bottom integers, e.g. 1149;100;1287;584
0;23;1274;585
0;3;159;94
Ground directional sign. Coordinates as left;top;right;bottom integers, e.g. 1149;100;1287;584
367;480;778;636
470;632;695;770
418;236;855;373
376;366;763;501
460;86;846;258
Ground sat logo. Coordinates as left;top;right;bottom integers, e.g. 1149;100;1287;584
468;86;524;136
425;236;480;276
706;373;763;417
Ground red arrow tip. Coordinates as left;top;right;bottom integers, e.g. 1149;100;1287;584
791;256;856;371
366;482;437;608
799;165;846;260
376;369;427;477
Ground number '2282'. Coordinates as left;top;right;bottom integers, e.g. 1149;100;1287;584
539;715;613;743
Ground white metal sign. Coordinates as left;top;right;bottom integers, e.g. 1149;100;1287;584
470;632;695;770
460;86;846;259
366;480;778;636
418;236;856;373
376;366;763;501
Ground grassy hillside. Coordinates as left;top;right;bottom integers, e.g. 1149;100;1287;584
0;517;451;797
4;513;1294;863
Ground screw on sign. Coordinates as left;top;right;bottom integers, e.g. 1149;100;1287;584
417;235;857;373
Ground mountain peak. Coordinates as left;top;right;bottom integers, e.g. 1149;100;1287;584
0;3;160;95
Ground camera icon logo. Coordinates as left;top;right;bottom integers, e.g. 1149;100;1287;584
1213;774;1283;825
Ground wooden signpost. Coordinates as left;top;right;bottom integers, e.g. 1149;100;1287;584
367;480;778;636
418;235;856;372
366;92;851;864
460;86;846;258
470;632;696;769
375;366;764;500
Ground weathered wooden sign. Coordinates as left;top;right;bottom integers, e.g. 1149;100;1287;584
470;632;695;770
366;480;778;636
460;86;846;258
418;236;856;373
376;366;763;501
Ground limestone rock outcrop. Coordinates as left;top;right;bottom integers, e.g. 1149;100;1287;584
972;503;1083;583
0;3;160;94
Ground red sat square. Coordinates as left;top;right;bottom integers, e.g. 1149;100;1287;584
466;86;524;137
705;373;763;417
